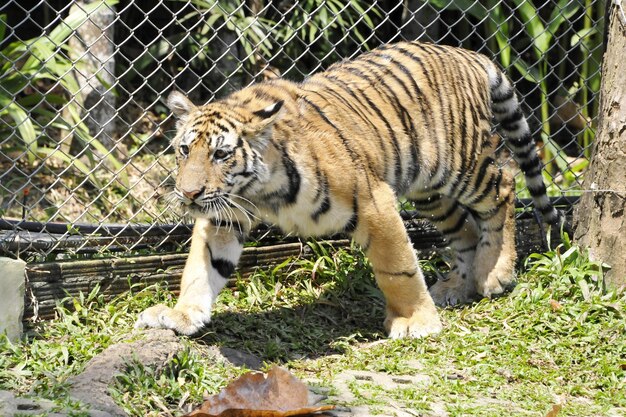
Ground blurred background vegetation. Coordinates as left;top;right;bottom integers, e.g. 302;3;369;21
0;0;605;256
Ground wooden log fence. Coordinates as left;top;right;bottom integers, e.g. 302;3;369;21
22;215;568;327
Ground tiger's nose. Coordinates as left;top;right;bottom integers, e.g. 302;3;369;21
182;186;205;201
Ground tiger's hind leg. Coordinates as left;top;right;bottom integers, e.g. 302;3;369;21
465;167;518;299
412;195;480;306
353;185;442;339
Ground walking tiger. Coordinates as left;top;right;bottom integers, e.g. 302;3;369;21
135;41;562;338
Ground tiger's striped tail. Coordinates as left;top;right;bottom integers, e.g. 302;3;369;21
487;67;563;226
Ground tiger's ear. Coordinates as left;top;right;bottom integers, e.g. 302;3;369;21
252;100;284;120
244;100;284;151
167;91;196;119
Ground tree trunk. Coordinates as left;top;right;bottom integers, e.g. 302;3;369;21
68;0;117;150
574;2;626;289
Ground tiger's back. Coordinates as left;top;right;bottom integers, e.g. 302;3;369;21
135;41;561;338
301;42;496;198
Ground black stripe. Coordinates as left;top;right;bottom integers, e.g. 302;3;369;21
214;121;232;132
412;194;441;209
492;88;514;102
280;146;301;205
492;106;509;114
528;183;548;196
466;171;499;206
343;195;359;233
456;245;477;253
400;107;421;185
300;96;360;164
440;210;470;235
311;154;326;202
210;218;243;231
212;258;235;278
374;268;417;278
430;201;459;223
251;88;284;105
459;156;495;201
481;223;504;232
474;200;507;220
312;193;331;222
340;65;404;186
207;245;236;278
302;81;389;169
519;155;542;173
511;146;533;161
507;131;533;148
363;55;415;100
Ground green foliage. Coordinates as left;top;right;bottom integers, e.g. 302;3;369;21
2;241;624;416
0;283;172;398
127;0;379;98
0;1;119;173
425;0;603;182
524;232;615;308
271;0;380;75
110;347;242;417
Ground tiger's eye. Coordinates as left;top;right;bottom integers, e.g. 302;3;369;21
214;149;229;160
180;144;189;156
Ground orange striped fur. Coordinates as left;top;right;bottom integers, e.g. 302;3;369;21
135;41;561;338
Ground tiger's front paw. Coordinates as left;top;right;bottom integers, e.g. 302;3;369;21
476;270;516;299
134;303;211;336
429;274;476;307
384;302;442;339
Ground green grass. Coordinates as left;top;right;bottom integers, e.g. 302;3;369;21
1;239;624;416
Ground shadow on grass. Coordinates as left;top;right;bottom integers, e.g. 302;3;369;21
196;269;448;364
198;286;388;363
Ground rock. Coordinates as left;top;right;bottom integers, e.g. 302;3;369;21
0;389;116;417
0;257;25;341
309;370;436;417
68;329;185;416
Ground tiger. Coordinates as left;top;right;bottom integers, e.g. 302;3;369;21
135;41;563;339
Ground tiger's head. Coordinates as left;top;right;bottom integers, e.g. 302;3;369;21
166;91;284;219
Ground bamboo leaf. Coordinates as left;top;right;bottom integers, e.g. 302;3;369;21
548;0;582;38
510;0;548;57
484;3;511;67
47;0;119;45
571;27;598;47
513;58;541;83
0;14;7;42
0;96;39;163
542;135;571;174
23;0;119;71
427;0;488;19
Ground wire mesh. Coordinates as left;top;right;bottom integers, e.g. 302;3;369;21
0;0;606;260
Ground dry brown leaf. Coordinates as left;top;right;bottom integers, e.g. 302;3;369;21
549;299;563;312
545;403;562;417
182;366;334;417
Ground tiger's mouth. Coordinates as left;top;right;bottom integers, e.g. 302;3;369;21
179;191;257;226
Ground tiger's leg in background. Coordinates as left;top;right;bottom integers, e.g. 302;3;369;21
135;218;244;335
353;185;442;339
413;195;480;306
466;167;517;298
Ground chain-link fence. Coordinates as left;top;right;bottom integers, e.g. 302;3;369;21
0;0;605;261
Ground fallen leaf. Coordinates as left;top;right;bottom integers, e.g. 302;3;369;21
182;366;334;417
550;300;563;312
545;403;562;417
